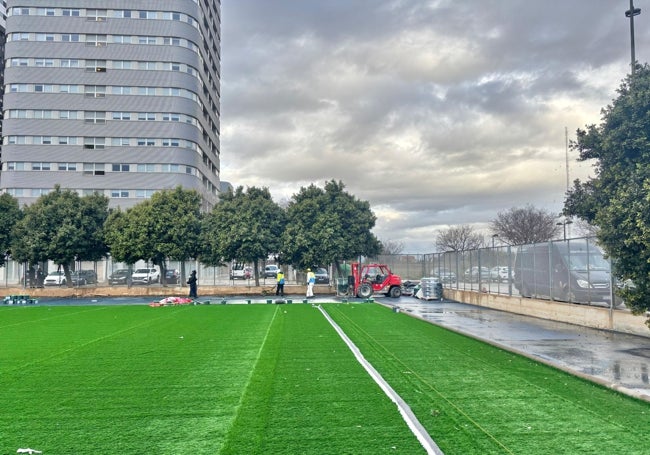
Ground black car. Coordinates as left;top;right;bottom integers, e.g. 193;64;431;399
165;269;180;284
71;270;97;286
108;269;131;285
314;267;330;284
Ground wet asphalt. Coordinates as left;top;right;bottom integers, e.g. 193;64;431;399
7;294;650;401
382;296;650;402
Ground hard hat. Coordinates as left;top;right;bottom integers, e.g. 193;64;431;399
307;268;311;271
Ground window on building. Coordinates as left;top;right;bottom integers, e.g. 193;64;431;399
31;162;51;171
112;86;131;95
111;138;130;146
86;35;108;47
83;163;105;175
111;112;131;120
84;112;106;124
62;34;81;42
59;85;80;93
87;9;107;21
35;33;55;41
111;164;130;172
33;110;53;119
84;137;106;150
162;138;180;147
34;59;54;67
112;35;132;44
62;9;81;16
161;164;180;173
137;164;155;172
136;189;155;198
86;60;107;72
61;59;80;68
8;162;26;171
137;112;156;121
58;137;78;145
58;111;79;119
58;163;77;171
84;85;106;98
34;84;54;93
138;36;157;45
111;190;130;198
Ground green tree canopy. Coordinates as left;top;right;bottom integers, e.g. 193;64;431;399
11;186;109;285
0;194;22;266
564;64;650;319
201;186;286;285
282;180;381;271
104;187;203;284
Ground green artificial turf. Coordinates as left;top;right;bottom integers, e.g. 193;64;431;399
0;305;423;454
2;303;649;454
325;303;650;454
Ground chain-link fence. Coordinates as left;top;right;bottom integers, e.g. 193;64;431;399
0;237;619;306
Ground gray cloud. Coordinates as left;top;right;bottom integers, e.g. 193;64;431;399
220;0;648;251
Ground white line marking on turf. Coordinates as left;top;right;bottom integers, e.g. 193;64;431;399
317;305;444;455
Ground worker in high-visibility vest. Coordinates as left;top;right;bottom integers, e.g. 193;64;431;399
276;270;285;296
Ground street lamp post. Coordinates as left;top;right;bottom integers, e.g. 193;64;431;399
626;0;641;76
556;220;573;241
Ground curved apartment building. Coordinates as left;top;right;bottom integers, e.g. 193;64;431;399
0;1;221;210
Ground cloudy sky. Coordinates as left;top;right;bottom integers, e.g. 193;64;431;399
219;1;649;252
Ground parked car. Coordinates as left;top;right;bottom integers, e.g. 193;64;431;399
464;266;490;282
108;269;131;285
231;265;253;280
490;266;511;282
71;270;97;286
131;268;160;285
314;267;330;284
435;269;457;284
44;271;66;286
165;269;180;284
264;264;279;278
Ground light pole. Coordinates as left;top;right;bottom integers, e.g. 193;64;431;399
556;220;573;241
626;0;641;76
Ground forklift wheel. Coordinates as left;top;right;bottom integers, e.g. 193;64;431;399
357;283;373;298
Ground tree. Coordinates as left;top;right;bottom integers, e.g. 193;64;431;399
435;225;484;252
201;186;286;286
0;194;22;266
564;64;650;319
147;187;203;284
11;186;109;286
282;180;381;273
105;187;203;285
381;239;405;255
490;205;560;245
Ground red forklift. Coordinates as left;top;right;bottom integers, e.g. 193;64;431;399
345;262;403;298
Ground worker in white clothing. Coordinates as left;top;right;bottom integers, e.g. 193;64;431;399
306;268;315;298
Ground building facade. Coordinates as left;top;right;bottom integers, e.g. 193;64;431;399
0;1;221;210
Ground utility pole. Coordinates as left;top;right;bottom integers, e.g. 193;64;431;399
626;0;641;76
565;126;569;194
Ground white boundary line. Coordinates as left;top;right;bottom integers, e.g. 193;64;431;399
317;305;444;455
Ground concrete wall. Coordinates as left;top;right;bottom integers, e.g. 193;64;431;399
445;289;650;338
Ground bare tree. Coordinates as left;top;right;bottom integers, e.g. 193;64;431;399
435;225;484;252
380;239;405;255
490;205;559;245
